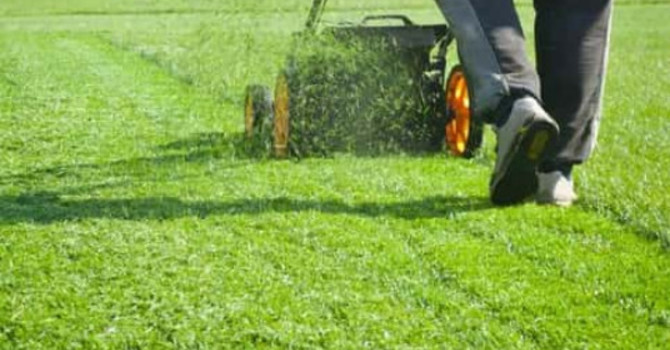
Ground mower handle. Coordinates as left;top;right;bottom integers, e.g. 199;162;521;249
361;15;415;26
306;0;328;30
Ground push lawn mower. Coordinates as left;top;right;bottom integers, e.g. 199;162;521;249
243;0;482;158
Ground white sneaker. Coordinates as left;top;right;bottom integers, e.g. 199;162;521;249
490;97;559;205
536;171;578;207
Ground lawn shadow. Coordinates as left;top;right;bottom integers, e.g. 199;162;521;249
0;193;491;225
0;132;257;187
0;130;477;189
0;132;493;224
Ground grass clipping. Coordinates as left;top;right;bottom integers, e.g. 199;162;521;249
281;31;446;157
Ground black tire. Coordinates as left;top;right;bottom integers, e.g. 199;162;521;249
243;84;273;140
445;65;484;158
421;64;451;153
464;118;484;159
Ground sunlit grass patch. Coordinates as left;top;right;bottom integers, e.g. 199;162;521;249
0;2;669;349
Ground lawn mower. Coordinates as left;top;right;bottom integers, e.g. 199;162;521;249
243;0;482;158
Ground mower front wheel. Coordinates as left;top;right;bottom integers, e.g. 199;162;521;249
445;65;484;158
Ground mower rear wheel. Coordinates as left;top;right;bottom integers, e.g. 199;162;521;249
273;71;291;158
244;84;273;139
445;65;483;158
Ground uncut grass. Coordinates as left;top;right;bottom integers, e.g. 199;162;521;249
1;2;670;349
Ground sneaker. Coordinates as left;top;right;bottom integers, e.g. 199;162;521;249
536;171;578;207
490;97;559;205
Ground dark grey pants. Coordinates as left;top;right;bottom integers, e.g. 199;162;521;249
435;0;612;166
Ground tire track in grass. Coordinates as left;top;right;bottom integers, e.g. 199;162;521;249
237;202;668;347
0;30;248;211
397;208;670;348
200;212;534;348
186;157;670;347
0;32;235;174
0;219;308;347
195;155;670;347
0;211;532;347
0;155;528;346
230;157;670;347
2;147;668;346
55;33;238;134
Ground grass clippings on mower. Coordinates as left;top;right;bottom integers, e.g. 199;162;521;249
280;32;446;157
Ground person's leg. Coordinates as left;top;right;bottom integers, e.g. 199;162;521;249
434;0;559;205
534;0;613;204
434;0;538;122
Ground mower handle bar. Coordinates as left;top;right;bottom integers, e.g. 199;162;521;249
361;15;415;26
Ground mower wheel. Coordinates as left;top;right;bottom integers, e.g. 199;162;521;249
445;65;483;158
244;84;273;139
273;71;292;158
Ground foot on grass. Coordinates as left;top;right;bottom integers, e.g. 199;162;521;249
536;171;578;207
490;97;559;206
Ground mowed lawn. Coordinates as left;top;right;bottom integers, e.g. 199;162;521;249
1;1;669;348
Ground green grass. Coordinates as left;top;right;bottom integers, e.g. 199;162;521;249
1;1;670;349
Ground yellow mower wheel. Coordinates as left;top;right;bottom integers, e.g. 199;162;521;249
445;65;482;158
273;72;291;158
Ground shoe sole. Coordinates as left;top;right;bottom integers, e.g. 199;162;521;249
537;199;575;207
491;119;559;206
537;192;578;207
